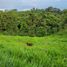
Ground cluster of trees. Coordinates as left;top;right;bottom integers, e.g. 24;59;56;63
0;7;67;36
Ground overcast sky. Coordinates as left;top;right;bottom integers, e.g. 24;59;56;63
0;0;67;10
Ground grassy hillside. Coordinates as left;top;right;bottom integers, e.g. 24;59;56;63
0;33;67;67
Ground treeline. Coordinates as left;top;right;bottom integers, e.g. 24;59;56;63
0;7;67;36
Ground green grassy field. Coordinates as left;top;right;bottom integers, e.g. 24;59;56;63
0;33;67;67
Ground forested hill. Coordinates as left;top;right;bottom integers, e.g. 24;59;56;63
0;7;67;36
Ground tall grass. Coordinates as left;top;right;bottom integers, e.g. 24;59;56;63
0;35;67;67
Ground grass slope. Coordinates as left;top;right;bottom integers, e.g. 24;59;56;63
0;34;67;67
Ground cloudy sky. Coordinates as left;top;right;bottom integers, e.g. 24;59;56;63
0;0;67;10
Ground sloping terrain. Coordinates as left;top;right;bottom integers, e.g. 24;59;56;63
0;30;67;67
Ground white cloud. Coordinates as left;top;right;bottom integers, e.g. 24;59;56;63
0;9;5;11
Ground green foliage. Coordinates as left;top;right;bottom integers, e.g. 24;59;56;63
45;7;61;13
0;7;67;36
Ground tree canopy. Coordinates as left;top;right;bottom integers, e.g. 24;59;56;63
0;7;67;36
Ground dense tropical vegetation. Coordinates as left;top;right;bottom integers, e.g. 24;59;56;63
0;7;67;36
0;7;67;67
